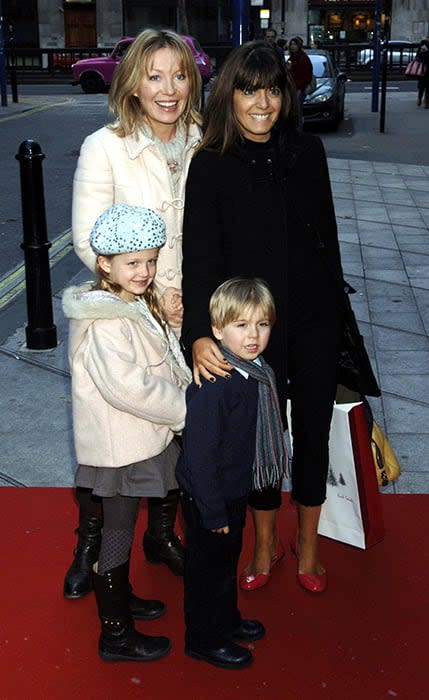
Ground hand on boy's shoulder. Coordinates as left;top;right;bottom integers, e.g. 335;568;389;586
188;370;239;395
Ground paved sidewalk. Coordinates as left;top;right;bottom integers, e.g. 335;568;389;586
1;91;428;491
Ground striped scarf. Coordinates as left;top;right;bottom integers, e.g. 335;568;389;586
220;345;288;490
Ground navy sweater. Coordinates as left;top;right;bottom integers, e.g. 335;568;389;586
176;370;258;529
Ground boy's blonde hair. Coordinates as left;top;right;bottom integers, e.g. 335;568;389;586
209;277;276;329
108;28;202;137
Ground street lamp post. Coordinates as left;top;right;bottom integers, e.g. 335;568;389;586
0;0;8;107
371;0;383;112
232;0;249;47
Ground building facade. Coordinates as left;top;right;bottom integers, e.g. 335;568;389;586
2;0;429;48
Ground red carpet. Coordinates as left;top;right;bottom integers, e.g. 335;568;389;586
1;488;428;700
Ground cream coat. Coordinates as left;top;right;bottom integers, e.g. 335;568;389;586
72;122;201;290
63;284;191;468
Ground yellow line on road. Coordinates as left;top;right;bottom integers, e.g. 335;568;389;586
0;98;75;123
0;228;73;310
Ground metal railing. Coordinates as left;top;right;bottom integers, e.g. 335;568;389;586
4;42;420;82
4;46;113;77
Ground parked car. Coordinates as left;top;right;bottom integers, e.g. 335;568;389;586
181;35;213;83
303;50;347;130
71;35;213;93
356;40;414;68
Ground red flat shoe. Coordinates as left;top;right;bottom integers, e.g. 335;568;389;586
290;542;327;594
297;571;327;593
239;571;270;591
239;540;285;591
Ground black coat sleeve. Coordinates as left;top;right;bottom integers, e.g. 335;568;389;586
181;151;225;349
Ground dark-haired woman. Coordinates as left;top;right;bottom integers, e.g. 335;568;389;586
287;36;313;126
182;41;348;594
416;38;429;108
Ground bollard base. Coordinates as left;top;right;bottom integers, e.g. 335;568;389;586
25;325;58;350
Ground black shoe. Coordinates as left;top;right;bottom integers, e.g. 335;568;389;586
130;592;166;621
232;619;266;643
185;641;253;669
99;621;171;663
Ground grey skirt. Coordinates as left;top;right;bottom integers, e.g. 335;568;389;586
75;439;180;498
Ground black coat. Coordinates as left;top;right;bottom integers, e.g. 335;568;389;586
181;128;347;396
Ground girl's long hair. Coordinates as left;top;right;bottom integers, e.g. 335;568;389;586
108;29;202;137
200;41;298;153
93;257;166;330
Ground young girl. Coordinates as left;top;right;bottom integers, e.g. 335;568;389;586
63;203;192;662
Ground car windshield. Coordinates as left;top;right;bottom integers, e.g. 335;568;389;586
115;41;133;58
309;55;333;78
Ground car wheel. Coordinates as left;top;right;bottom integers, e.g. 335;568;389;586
80;72;105;94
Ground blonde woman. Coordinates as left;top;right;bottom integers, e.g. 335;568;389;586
64;29;202;600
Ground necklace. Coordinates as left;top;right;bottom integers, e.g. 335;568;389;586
167;158;180;173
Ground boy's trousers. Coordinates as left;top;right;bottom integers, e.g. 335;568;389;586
181;492;247;649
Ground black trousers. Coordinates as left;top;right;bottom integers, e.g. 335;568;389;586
250;317;341;509
181;492;247;649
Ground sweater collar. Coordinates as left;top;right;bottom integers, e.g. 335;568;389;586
123;122;201;160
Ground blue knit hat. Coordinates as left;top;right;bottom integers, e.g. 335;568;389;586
89;204;166;256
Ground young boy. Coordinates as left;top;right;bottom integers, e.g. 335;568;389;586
176;277;287;670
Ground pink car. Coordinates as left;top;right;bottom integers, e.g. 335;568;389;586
72;35;213;94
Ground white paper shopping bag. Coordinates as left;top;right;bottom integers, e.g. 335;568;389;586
318;402;384;549
287;401;384;549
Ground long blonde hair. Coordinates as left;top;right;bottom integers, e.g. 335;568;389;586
93;256;166;330
108;29;202;137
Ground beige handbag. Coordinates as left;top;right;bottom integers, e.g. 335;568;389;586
371;420;401;487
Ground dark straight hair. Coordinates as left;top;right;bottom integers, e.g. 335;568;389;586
200;41;298;153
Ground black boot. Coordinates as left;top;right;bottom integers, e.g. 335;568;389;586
93;561;171;662
63;488;103;599
143;490;184;576
129;590;165;621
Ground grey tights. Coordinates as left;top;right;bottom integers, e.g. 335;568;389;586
98;494;140;574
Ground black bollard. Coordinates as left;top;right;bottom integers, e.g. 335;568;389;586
16;139;57;350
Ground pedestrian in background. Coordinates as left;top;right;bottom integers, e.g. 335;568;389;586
182;40;348;597
416;38;429;108
286;36;313;127
64;28;202;601
63;204;192;662
177;277;286;669
264;27;285;57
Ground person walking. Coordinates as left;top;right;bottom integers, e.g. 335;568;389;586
286;36;313;127
63;28;202;599
177;277;286;669
416;38;429;108
181;40;349;595
63;203;192;661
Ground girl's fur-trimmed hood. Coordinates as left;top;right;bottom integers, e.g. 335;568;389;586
63;283;153;322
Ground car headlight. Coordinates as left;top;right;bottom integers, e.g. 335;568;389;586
306;88;334;104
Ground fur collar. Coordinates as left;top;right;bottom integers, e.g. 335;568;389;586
63;283;148;322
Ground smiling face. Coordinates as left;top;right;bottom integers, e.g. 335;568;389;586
212;304;272;361
232;85;282;143
134;46;190;141
98;249;159;301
